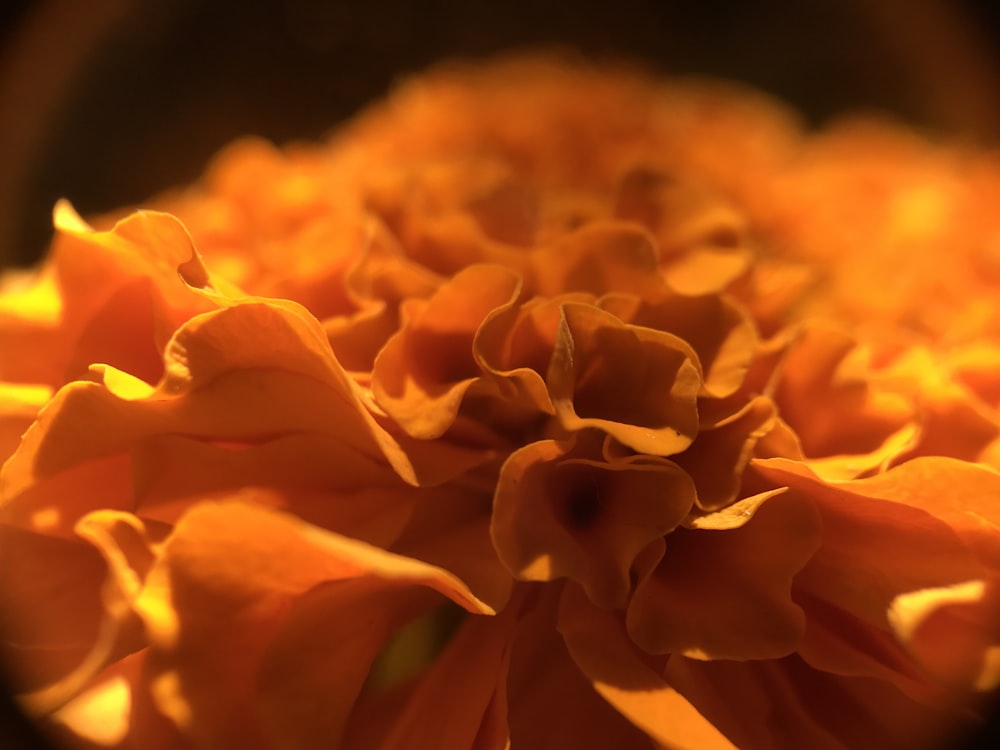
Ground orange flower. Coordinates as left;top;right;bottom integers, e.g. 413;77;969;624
2;54;999;749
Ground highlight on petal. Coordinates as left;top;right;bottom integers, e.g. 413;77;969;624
2;301;482;511
626;489;821;660
547;302;701;456
558;583;736;749
0;381;52;463
754;457;997;698
491;435;695;608
889;578;1000;692
19;511;165;716
1;202;229;388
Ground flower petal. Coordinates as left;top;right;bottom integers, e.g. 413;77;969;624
627;489;821;660
135;499;492;750
372;264;522;438
530;223;666;299
350;605;519;750
665;654;970;750
2;302;483;515
558;583;736;749
547;302;701;456
504;590;654;750
492;436;695;608
889;578;1000;691
773;323;912;458
674;396;777;510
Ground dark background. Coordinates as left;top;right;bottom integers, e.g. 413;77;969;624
3;0;1000;268
2;1;1000;748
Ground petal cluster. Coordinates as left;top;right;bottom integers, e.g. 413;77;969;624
1;55;999;750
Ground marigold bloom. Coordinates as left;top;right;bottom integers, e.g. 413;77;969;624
1;54;999;750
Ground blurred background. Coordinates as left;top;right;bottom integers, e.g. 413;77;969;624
2;0;1000;268
2;0;1000;747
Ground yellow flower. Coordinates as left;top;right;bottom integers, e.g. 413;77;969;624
1;54;998;750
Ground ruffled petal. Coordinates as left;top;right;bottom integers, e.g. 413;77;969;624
2;302;484;521
492;436;695;608
599;290;757;399
772;323;913;458
547;302;701;455
674;396;777;510
372;264;521;438
627;489;821;660
0;202;231;388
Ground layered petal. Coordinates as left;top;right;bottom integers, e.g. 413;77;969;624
547;303;701;455
372;264;521;439
492;435;695;608
559;582;736;749
134;499;493;750
626;489;821;660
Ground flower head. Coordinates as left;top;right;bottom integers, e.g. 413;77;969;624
2;54;999;750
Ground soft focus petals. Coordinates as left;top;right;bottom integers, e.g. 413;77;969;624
889;578;1000;692
529;223;666;299
41;649;188;750
0;381;51;463
878;347;1000;467
558;583;736;749
609;166;755;295
134;499;492;750
2;53;998;750
548;303;701;455
773;324;912;458
665;655;971;750
627;490;821;660
20;512;165;717
0;525;105;691
492;436;695;608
